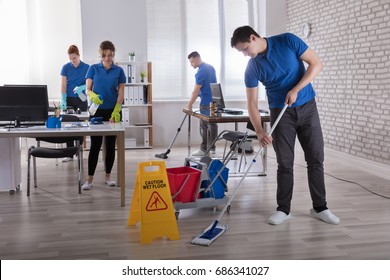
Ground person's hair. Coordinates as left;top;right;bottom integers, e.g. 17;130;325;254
187;51;200;60
99;40;116;54
67;45;80;56
230;25;260;47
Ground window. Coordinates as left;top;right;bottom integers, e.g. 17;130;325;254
0;0;29;84
222;0;251;98
147;0;256;101
146;0;185;100
0;0;82;99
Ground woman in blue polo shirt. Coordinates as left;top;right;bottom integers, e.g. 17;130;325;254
82;40;126;191
231;26;340;226
60;45;89;112
60;45;89;162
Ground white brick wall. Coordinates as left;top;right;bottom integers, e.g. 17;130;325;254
286;0;390;164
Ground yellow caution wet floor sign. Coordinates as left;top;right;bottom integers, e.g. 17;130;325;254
128;161;180;244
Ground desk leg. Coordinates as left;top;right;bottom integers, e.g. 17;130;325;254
117;131;126;206
187;114;191;157
206;122;210;155
80;142;84;192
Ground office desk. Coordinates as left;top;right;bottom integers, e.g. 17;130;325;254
0;122;126;206
182;108;271;174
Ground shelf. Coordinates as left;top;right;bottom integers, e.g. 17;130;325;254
124;124;152;128
116;61;147;65
120;61;153;147
125;83;150;86
122;104;151;107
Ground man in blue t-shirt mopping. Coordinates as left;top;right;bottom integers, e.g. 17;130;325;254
231;25;340;226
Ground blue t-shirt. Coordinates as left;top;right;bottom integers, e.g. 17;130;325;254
60;61;89;98
86;62;126;109
195;62;217;106
245;33;315;108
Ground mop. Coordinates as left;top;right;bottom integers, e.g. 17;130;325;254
155;114;187;159
191;104;288;246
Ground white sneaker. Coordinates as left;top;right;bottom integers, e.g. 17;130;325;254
82;182;93;190
62;157;73;162
106;180;116;187
268;211;291;225
310;209;340;225
191;150;205;157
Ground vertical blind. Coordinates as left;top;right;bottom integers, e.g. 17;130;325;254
147;0;256;100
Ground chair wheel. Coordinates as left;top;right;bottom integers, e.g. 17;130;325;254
227;205;231;213
9;190;15;195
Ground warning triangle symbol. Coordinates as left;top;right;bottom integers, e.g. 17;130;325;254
146;191;168;211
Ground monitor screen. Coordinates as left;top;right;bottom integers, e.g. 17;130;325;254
0;85;49;127
210;83;225;111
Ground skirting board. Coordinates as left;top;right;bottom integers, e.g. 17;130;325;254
324;147;390;181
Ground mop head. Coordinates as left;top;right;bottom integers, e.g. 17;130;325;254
191;221;228;246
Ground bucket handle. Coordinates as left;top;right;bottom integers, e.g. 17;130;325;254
171;174;191;200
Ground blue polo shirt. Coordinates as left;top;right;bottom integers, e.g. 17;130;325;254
245;33;315;108
86;62;126;109
60;61;89;98
195;62;217;106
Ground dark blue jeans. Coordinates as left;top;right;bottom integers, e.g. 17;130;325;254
270;99;327;214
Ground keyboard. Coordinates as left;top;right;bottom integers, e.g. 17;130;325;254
223;108;243;115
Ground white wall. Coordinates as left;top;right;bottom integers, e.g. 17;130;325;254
286;0;390;165
264;0;286;36
80;0;147;64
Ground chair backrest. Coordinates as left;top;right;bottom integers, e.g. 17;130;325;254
61;114;80;122
36;115;82;143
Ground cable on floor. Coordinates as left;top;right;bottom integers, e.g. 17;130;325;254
267;155;390;200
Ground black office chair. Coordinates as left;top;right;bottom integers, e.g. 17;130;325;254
27;115;84;196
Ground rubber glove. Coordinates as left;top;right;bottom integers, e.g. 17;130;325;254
110;103;122;122
73;84;86;95
89;91;103;105
60;93;67;110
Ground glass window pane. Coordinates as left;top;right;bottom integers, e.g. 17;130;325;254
223;0;250;99
147;0;184;100
185;0;220;95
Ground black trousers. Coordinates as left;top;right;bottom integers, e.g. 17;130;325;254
67;96;88;112
270;99;327;214
200;120;218;152
87;108;120;176
65;97;88;150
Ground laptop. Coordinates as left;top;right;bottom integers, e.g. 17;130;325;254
210;83;243;115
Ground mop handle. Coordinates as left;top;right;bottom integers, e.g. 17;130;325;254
216;104;288;222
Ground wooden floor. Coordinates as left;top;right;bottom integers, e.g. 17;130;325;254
1;143;390;260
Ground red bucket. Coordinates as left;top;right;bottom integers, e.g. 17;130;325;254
167;166;201;203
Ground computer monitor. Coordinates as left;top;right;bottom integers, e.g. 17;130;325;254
0;85;49;127
210;83;225;112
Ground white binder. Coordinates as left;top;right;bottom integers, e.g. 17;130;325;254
144;128;149;146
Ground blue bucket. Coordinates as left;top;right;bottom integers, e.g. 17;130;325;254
201;159;228;199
